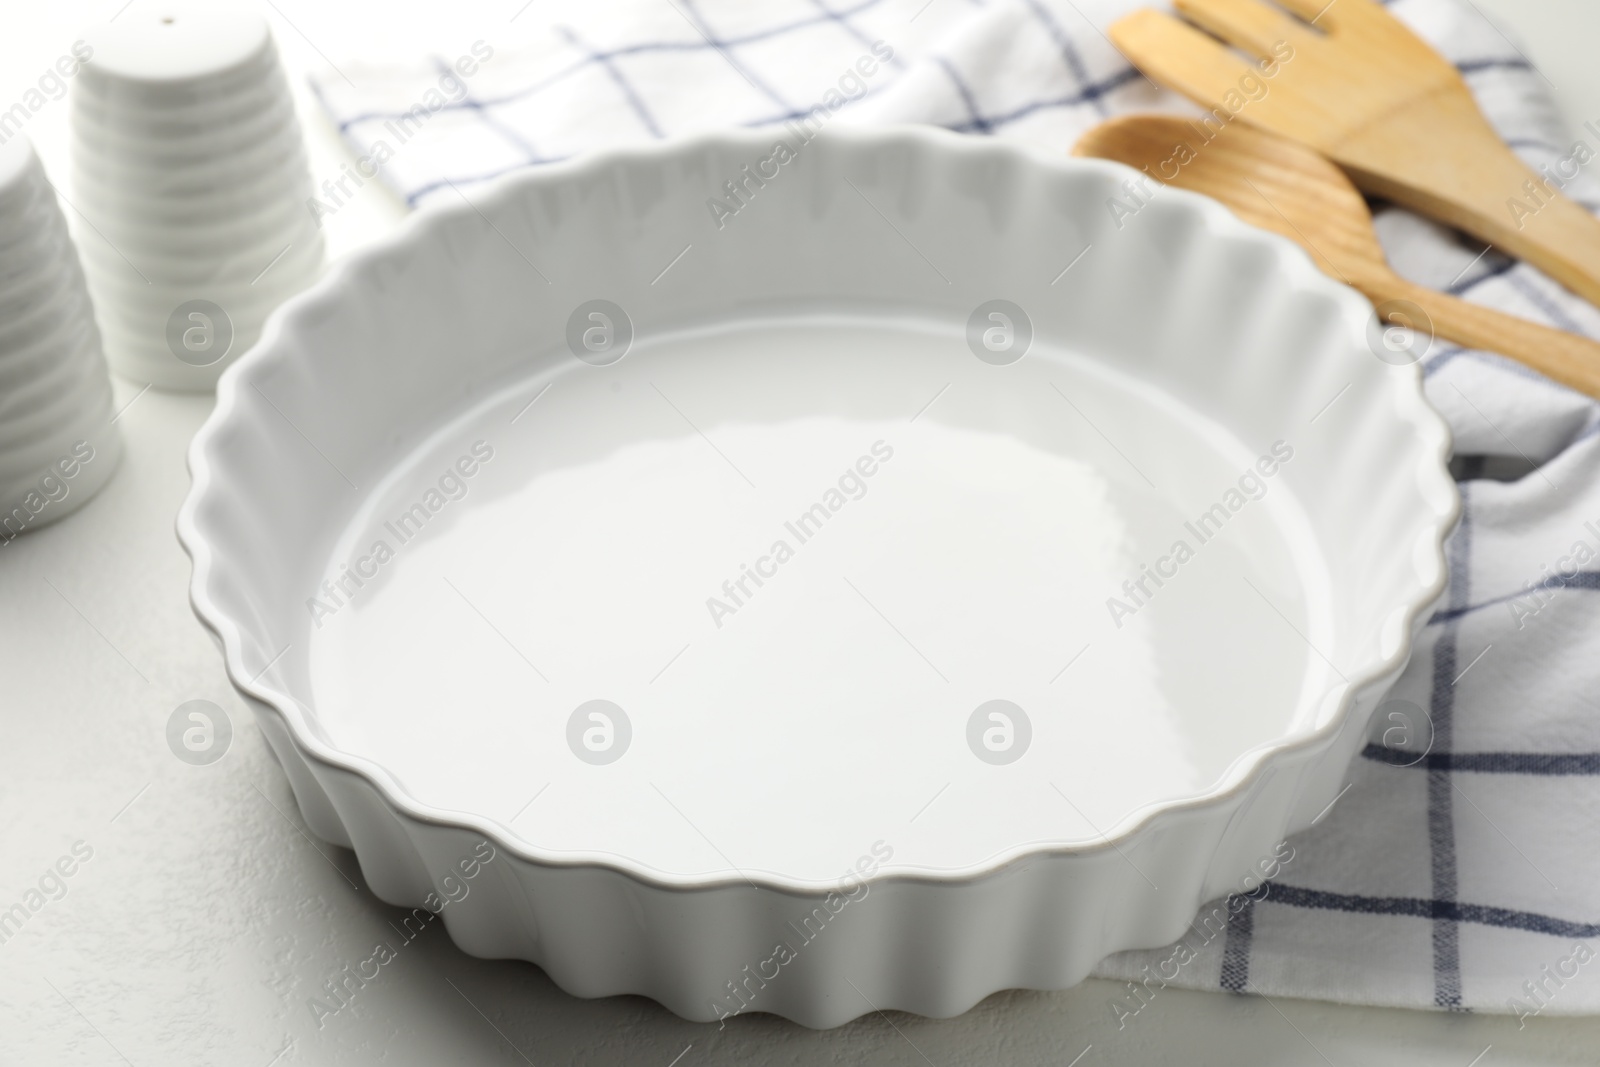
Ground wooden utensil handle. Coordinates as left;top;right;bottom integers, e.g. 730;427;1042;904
1376;278;1600;401
1340;104;1600;310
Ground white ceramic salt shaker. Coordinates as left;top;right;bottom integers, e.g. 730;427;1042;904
72;2;324;391
0;134;122;541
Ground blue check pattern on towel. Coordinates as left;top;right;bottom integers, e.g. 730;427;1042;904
312;0;1600;1017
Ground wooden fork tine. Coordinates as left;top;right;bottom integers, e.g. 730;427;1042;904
1110;9;1260;108
1174;0;1313;60
1266;0;1343;32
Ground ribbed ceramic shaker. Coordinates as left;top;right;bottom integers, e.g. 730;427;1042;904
0;134;121;541
72;3;324;391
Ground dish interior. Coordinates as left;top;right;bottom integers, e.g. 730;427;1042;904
302;311;1334;881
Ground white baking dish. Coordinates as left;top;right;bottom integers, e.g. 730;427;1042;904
178;126;1456;1027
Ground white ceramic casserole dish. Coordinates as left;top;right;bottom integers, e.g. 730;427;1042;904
179;126;1457;1027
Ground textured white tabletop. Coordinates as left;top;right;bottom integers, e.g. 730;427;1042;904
3;2;1598;1064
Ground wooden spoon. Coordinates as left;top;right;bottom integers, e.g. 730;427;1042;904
1073;114;1600;400
1109;0;1600;309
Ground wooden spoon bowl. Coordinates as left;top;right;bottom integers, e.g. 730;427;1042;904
1074;114;1600;400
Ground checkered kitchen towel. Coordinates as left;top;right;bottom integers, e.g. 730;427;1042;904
311;0;1600;1018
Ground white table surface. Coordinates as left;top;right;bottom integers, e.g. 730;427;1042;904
4;2;1599;1064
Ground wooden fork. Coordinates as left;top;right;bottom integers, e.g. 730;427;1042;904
1110;0;1600;308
